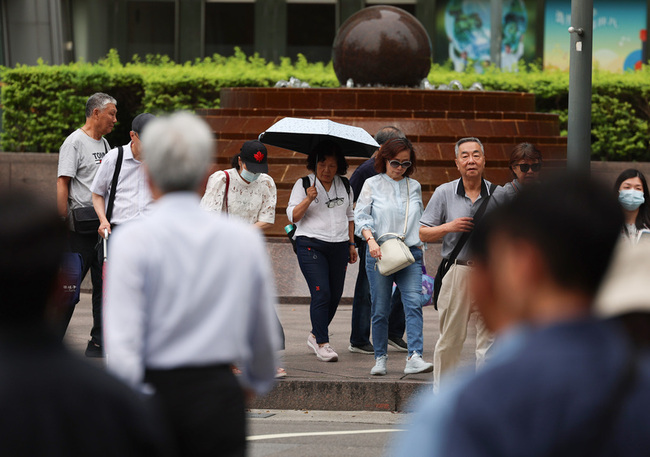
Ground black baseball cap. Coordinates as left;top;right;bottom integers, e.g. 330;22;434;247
131;113;156;135
240;140;268;173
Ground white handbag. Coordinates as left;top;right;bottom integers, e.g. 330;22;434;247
375;178;415;276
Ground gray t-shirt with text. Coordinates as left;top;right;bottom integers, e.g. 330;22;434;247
58;129;109;214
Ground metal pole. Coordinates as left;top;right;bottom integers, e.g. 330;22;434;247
490;0;502;69
566;0;593;173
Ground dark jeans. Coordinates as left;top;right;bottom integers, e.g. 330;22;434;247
60;230;103;345
296;236;349;345
145;365;245;457
350;236;406;347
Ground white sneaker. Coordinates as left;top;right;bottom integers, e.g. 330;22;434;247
315;343;338;362
404;353;433;374
371;355;388;376
307;334;318;356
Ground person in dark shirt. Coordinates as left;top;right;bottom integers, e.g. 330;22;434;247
0;189;170;457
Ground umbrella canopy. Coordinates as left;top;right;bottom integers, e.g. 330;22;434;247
259;117;378;158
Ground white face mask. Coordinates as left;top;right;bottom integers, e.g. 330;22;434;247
240;168;260;183
618;189;645;211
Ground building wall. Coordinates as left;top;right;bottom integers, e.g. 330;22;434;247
0;0;69;66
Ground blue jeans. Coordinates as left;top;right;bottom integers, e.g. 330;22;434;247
350;237;405;346
366;246;424;358
296;236;349;344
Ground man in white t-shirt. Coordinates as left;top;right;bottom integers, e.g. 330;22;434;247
57;92;117;357
91;113;155;237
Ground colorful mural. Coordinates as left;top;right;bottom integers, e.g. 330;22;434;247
544;0;647;72
435;0;537;72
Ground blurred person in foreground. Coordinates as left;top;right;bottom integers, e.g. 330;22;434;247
105;112;280;457
613;168;650;244
500;142;542;197
393;174;650;457
0;190;169;456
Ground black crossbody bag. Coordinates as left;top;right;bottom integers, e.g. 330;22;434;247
432;183;496;310
71;140;109;234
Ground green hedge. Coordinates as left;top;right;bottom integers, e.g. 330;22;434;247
1;49;649;160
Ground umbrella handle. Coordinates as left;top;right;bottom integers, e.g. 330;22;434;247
103;229;108;261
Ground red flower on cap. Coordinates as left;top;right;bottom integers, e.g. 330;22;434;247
254;150;264;163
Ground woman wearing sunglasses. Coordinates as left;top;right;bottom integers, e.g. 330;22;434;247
354;138;432;376
287;141;358;363
503;143;543;197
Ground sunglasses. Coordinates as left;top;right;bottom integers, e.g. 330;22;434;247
326;197;344;208
389;160;412;169
514;163;542;173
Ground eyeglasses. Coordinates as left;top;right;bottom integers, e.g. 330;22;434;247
514;163;542;173
389;160;412;169
326;197;344;208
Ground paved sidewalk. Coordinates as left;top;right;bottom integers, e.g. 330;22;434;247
65;293;480;411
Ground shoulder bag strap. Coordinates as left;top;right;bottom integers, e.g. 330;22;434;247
445;182;497;266
223;171;230;214
105;145;124;223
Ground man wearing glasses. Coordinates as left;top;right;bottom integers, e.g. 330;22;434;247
419;137;501;392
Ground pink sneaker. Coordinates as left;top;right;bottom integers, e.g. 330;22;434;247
307;334;318;355
316;343;338;362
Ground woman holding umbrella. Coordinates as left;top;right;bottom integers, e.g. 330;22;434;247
287;140;358;363
354;138;432;376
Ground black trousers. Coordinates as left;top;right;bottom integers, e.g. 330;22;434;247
60;230;103;344
145;365;246;457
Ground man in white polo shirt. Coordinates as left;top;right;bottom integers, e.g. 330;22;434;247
91;113;155;236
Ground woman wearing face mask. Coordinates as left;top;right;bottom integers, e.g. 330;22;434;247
200;140;277;229
201;140;285;378
613;169;650;244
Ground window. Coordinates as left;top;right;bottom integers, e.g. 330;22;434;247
287;3;336;62
205;2;255;57
127;1;175;58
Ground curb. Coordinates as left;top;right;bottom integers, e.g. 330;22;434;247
251;378;430;412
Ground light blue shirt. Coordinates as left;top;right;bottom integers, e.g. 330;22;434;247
354;174;424;247
105;192;280;395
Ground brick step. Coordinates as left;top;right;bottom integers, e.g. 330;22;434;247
208;87;536;112
205;117;561;141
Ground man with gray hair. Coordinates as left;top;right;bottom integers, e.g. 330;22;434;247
104;112;280;456
57;92;117;357
419;137;499;392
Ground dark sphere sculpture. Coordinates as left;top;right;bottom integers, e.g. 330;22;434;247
332;6;432;87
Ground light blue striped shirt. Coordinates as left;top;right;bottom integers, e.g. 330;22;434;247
354;174;424;247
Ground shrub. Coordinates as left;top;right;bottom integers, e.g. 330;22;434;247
1;49;648;161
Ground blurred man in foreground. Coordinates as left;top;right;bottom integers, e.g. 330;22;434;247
0;190;168;456
395;174;650;456
105;112;280;457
